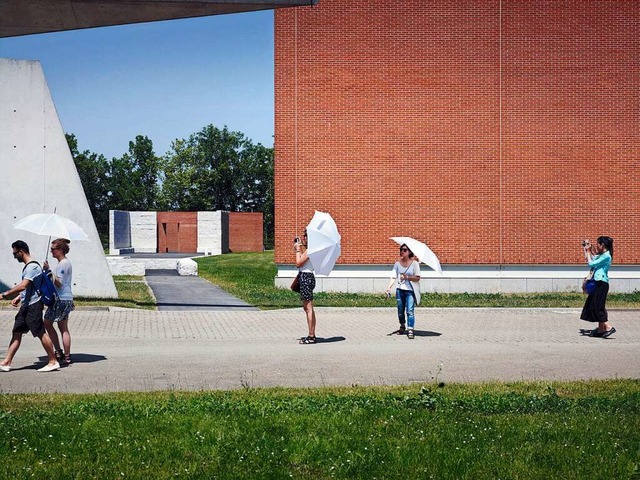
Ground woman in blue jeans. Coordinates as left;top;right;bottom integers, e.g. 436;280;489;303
385;243;421;339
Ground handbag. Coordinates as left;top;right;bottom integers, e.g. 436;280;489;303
582;269;597;295
291;273;301;293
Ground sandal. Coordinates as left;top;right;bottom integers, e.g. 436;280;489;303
64;354;72;364
54;350;63;362
407;329;415;339
299;336;316;344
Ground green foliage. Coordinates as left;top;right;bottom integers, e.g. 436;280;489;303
1;380;638;479
66;126;274;247
160;124;273;247
110;135;160;211
66;133;110;244
195;251;640;310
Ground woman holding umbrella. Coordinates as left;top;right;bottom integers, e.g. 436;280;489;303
43;238;74;364
294;231;317;344
385;243;421;339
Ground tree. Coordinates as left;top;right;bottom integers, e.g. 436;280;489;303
65;133;110;243
109;135;160;211
161;125;274;247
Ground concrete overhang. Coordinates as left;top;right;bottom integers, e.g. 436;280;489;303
0;0;318;38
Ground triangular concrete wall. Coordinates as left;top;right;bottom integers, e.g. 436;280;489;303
0;58;117;297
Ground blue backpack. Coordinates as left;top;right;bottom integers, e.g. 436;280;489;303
24;261;59;307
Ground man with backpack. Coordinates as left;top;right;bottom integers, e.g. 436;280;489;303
0;240;60;372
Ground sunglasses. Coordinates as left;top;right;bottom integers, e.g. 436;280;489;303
400;248;409;252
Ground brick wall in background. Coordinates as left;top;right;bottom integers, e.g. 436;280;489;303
229;212;264;252
157;212;197;253
274;0;639;266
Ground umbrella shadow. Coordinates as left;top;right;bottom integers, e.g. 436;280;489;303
387;329;441;337
315;336;346;343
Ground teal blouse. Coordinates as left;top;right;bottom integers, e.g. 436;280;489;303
588;250;612;283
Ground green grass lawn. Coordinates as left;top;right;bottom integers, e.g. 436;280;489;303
73;276;156;310
1;380;638;479
195;251;640;310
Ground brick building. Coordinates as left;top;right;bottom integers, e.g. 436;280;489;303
273;0;639;293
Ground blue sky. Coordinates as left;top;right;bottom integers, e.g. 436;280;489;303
0;11;274;159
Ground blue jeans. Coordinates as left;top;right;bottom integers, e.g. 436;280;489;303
396;288;415;329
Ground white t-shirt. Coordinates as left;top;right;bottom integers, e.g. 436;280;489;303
390;260;420;291
53;258;73;300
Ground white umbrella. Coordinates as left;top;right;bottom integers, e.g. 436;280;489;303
306;211;341;276
14;213;90;242
391;236;442;274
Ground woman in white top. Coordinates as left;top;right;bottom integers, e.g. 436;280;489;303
385;243;421;339
43;238;74;364
294;230;317;344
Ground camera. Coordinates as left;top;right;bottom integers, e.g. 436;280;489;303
582;240;590;247
293;237;300;244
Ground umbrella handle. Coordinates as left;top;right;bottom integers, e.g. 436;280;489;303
44;207;56;261
44;235;52;261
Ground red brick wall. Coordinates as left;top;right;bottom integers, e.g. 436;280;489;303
157;212;197;253
274;0;639;266
229;212;264;252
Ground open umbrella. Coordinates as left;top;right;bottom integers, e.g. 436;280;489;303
390;236;442;274
306;211;341;276
14;213;90;242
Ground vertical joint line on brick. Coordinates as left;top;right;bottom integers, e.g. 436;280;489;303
499;0;503;266
294;9;299;233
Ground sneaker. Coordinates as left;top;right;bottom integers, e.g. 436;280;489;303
601;327;616;339
37;362;60;372
0;365;10;372
407;329;415;339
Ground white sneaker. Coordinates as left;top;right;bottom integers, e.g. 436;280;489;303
37;362;60;372
0;365;10;372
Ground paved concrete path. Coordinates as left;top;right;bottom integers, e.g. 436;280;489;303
0;307;637;394
145;269;257;311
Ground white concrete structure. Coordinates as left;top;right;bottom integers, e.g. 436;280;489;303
0;58;117;298
109;209;229;256
197;211;228;255
105;257;146;276
177;258;198;276
109;210;157;255
275;264;640;294
129;212;157;253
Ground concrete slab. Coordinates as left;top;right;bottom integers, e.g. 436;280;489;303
0;307;637;394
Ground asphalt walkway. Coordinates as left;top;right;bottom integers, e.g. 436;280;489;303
0;307;637;394
145;269;257;311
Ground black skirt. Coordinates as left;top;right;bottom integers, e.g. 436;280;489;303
580;280;609;323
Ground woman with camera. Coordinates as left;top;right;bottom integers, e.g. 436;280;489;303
580;236;615;338
294;231;317;344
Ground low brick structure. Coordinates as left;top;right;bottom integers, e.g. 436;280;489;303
110;210;263;255
229;212;264;252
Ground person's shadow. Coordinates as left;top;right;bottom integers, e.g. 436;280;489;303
36;353;107;367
